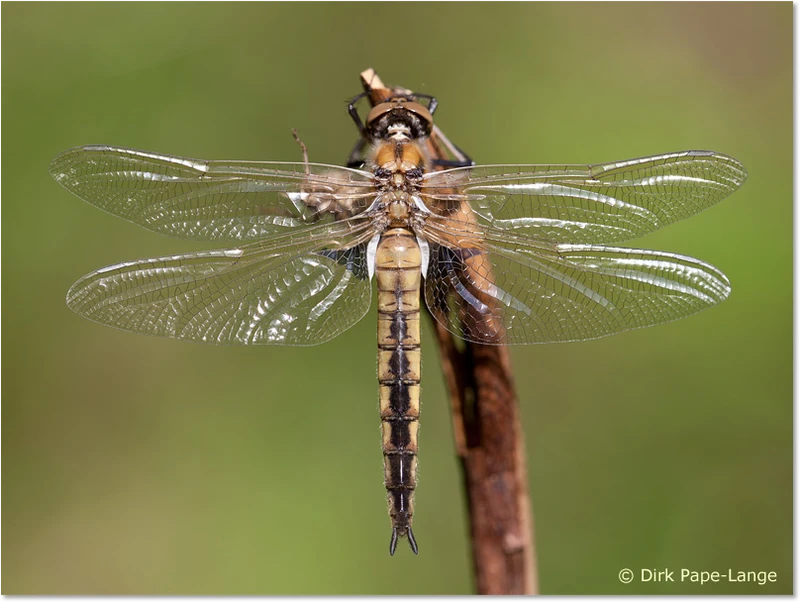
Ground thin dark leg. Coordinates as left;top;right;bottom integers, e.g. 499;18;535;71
450;142;474;166
432;124;475;167
347;91;369;136
411;93;438;115
433;157;474;168
346;137;367;169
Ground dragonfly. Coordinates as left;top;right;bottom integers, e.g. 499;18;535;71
51;89;746;556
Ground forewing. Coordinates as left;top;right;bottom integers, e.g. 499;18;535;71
51;145;378;241
67;219;377;345
423;223;731;345
420;151;746;244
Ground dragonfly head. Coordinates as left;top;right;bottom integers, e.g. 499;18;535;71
365;97;433;141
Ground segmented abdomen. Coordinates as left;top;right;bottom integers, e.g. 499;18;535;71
375;227;421;555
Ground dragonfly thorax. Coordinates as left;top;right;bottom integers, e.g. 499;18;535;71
381;191;414;225
372;141;427;189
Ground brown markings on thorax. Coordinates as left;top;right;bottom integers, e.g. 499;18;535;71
373;141;427;174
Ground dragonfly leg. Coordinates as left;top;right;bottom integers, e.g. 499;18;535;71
346;137;367;169
431;124;475;167
347;91;369;136
410;93;438;115
432;158;474;168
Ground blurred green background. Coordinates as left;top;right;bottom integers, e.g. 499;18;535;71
2;2;791;595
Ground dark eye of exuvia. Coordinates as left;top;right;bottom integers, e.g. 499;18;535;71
406;167;423;179
375;167;392;179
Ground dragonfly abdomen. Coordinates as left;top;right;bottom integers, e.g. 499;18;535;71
375;227;422;555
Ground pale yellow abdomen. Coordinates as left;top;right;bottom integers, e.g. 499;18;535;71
375;227;422;555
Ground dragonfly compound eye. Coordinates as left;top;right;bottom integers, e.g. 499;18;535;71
366;100;433;140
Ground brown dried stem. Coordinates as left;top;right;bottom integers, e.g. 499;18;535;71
359;69;538;595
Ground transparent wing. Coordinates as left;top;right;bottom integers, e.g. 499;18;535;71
420;151;746;244
51;145;378;241
423;221;731;345
67;218;378;345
